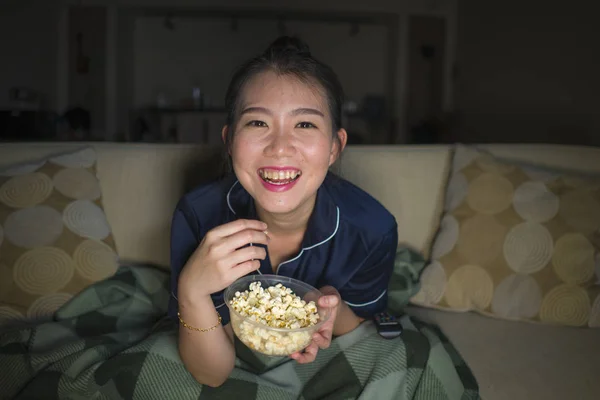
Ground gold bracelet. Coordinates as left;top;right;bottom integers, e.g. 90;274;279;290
177;311;222;332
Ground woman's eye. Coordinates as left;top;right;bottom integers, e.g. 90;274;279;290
248;120;267;127
297;122;316;129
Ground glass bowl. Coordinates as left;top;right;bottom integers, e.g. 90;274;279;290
224;274;330;356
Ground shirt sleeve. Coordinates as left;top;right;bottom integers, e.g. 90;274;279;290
338;225;398;319
168;199;231;325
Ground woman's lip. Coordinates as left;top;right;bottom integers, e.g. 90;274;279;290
256;167;301;193
259;175;300;193
258;166;301;172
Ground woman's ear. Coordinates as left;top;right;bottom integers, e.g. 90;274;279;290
221;125;232;155
221;125;229;146
329;128;348;166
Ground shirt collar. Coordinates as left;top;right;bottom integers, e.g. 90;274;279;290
226;172;339;249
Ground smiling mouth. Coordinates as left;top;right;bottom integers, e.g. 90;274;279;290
258;169;302;185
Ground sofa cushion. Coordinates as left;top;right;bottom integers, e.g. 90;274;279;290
335;146;451;258
411;144;600;327
0;143;228;269
0;147;118;324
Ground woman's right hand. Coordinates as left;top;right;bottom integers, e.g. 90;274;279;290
178;219;269;305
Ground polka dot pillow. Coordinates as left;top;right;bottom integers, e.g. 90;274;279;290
411;145;600;327
0;147;118;325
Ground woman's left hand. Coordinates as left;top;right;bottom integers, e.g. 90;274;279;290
290;286;340;364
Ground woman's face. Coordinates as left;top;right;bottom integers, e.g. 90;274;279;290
225;71;346;216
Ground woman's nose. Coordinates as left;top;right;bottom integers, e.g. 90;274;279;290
264;129;295;157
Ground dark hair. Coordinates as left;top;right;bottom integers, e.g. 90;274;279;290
223;36;345;151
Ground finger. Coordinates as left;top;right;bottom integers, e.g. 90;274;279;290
208;219;267;239
321;322;334;339
223;229;270;251
318;295;339;308
319;285;340;296
231;259;261;279
292;342;319;364
227;245;267;266
312;332;331;349
291;342;318;363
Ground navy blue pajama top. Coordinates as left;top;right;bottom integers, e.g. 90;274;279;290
168;172;398;325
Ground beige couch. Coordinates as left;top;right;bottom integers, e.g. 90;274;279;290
1;142;599;400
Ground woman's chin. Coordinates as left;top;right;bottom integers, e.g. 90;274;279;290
243;178;317;216
257;195;300;214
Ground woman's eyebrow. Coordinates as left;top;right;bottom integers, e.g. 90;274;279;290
240;107;272;116
240;107;325;118
290;108;325;118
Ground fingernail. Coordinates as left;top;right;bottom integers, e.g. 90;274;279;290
264;230;270;240
322;296;329;306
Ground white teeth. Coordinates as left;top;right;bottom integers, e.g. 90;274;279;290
259;169;301;181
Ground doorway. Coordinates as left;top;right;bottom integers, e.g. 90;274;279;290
407;15;446;144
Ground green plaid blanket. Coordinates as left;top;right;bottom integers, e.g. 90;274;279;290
0;249;479;399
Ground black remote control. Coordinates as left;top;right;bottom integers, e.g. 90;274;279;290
374;312;403;339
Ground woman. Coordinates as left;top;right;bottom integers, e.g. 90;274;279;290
169;36;398;387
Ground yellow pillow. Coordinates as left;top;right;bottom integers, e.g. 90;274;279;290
411;145;600;327
0;147;118;324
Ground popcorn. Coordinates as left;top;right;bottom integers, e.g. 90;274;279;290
230;282;319;328
229;282;321;355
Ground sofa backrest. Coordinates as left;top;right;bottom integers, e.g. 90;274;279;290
2;142;599;268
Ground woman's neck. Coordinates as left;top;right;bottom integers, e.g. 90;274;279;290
255;195;316;238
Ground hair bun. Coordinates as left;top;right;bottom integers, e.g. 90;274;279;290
265;36;311;57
